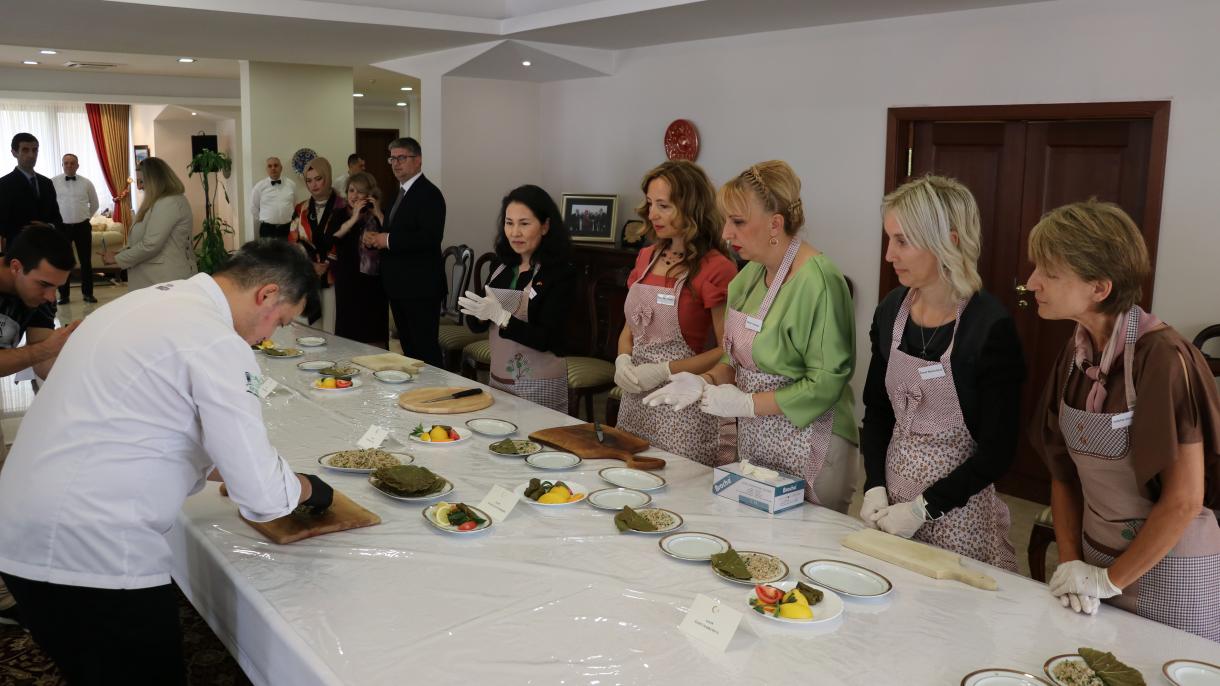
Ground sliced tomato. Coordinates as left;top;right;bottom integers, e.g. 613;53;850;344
448;429;460;440
457;520;478;531
755;584;783;604
335;379;352;388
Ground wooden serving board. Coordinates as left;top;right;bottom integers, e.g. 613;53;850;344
398;386;493;414
842;528;997;590
351;352;425;373
225;488;381;545
529;423;666;471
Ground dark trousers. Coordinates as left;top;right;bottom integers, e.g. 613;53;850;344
58;220;93;300
258;221;291;240
389;296;443;367
0;573;186;686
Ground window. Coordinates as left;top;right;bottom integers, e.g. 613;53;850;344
0;101;114;214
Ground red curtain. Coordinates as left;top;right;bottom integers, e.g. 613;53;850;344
85;103;131;226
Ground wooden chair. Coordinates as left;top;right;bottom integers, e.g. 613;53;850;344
1027;506;1056;582
566;267;630;420
458;253;499;380
1192;324;1220;378
436;244;477;372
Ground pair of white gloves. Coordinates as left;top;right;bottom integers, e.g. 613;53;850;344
859;486;930;538
458;291;512;328
621;365;756;418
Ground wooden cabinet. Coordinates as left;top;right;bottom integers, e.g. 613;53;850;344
565;244;639;358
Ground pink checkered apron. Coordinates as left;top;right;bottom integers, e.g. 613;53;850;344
486;264;569;414
722;239;833;504
616;251;723;466
1059;307;1220;641
883;291;1017;570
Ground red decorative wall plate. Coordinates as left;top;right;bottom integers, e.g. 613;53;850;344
664;119;699;161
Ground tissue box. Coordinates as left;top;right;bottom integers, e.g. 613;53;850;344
712;462;806;514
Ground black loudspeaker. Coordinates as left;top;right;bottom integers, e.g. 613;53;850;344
191;134;218;158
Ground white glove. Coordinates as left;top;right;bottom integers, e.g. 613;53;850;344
699;384;756;418
1059;592;1101;615
642;372;707;411
1049;560;1121;600
633;361;671;392
614;354;643;394
859;486;889;528
873;495;929;538
458;291;511;328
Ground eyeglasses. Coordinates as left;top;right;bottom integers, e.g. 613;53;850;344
387;155;419;163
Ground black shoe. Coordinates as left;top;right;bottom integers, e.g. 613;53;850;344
0;603;25;629
56;297;69;305
83;295;98;304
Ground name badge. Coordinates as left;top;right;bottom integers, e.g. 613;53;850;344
527;287;538;300
1111;410;1134;430
744;315;764;333
656;293;676;307
918;363;946;380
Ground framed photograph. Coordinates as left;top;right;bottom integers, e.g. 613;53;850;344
561;194;618;243
134;145;151;165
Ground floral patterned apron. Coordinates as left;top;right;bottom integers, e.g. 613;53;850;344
486;264;569;414
616;250;722;466
884;290;1017;570
1059;306;1220;641
722;239;833;504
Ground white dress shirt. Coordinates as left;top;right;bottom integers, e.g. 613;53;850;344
51;173;99;224
250;176;297;225
332;173;349;196
0;274;301;590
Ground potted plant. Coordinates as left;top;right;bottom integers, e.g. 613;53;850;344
187;149;233;274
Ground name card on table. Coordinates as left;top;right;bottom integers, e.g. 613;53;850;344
256;376;280;399
357;425;389;449
478;485;520;522
678;594;742;653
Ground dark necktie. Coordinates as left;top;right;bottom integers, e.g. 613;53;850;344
29;175;38;197
270;179;281;186
388;186;406;223
65;176;76;181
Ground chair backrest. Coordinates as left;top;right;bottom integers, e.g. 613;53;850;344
1192;324;1220;378
440;244;474;322
586;267;632;360
472;251;497;293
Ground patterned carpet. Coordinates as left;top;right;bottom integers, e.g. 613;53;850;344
0;586;251;686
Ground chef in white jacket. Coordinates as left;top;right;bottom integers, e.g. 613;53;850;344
0;239;333;685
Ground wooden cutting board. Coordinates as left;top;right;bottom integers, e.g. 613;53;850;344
398;386;493;414
351;352;425;373
223;488;381;545
529;423;666;471
842;528;997;590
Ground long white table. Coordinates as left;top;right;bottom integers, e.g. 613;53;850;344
168;325;1219;685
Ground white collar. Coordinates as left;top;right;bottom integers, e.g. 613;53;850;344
399;171;422;190
190;273;235;328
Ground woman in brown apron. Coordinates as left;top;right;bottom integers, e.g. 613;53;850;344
1029;200;1220;641
859;176;1022;570
644;161;858;512
614;161;737;466
460;185;576;414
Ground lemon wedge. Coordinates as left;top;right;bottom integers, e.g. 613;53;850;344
433;503;454;526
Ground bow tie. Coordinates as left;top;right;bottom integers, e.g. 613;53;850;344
65;176;76;181
270;180;281;185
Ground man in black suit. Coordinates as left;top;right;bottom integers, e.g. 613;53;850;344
361;137;445;367
0;133;63;245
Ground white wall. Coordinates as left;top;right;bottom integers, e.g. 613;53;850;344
441;76;542;257
534;0;1220;400
355;107;407;133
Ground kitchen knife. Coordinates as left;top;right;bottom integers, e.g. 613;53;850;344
420;388;484;404
594;421;605;443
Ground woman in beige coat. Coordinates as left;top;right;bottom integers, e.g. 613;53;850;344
107;157;196;290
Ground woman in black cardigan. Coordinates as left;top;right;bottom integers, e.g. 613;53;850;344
459;185;576;413
860;175;1025;570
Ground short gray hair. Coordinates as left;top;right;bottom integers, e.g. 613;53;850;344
881;175;983;300
214;239;320;317
388;137;421;156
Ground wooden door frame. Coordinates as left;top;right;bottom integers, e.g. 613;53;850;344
881;101;1171;298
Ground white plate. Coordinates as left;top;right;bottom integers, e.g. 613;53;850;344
369;474;454;501
374;370;413;383
311;377;363;391
488;439;542;457
1042;655;1087;686
800;559;893;599
961;669;1051;686
263;347;303;359
317;450;413;474
297;359;335;372
598;467;666;491
586;487;652;510
465;418;518;437
422;503;493;534
621;508;683;534
406;425;471;445
659;532;731;561
525;451;582;470
296;336;326;347
745;580;843;626
1164;659;1220;685
712;550;788;585
513;480;588;507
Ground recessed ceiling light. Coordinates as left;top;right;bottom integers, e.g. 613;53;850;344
178;57;195;63
400;86;413;91
191;112;198;116
396;102;407;107
22;60;39;65
521;60;531;67
353;93;364;98
40;50;57;55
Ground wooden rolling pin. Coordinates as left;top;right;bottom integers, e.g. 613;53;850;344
842;528;998;591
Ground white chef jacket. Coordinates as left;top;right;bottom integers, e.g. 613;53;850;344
0;273;301;590
51;173;99;224
250;176;297;225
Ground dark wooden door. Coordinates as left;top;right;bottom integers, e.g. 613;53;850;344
355;128;399;204
881;103;1169;503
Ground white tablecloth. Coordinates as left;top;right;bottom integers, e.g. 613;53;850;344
168;324;1219;686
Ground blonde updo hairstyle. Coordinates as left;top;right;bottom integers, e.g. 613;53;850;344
881;175;983;300
717;160;805;236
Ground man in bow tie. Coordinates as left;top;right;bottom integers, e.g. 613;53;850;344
51;154;100;304
0;133;62;246
250;156;296;240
